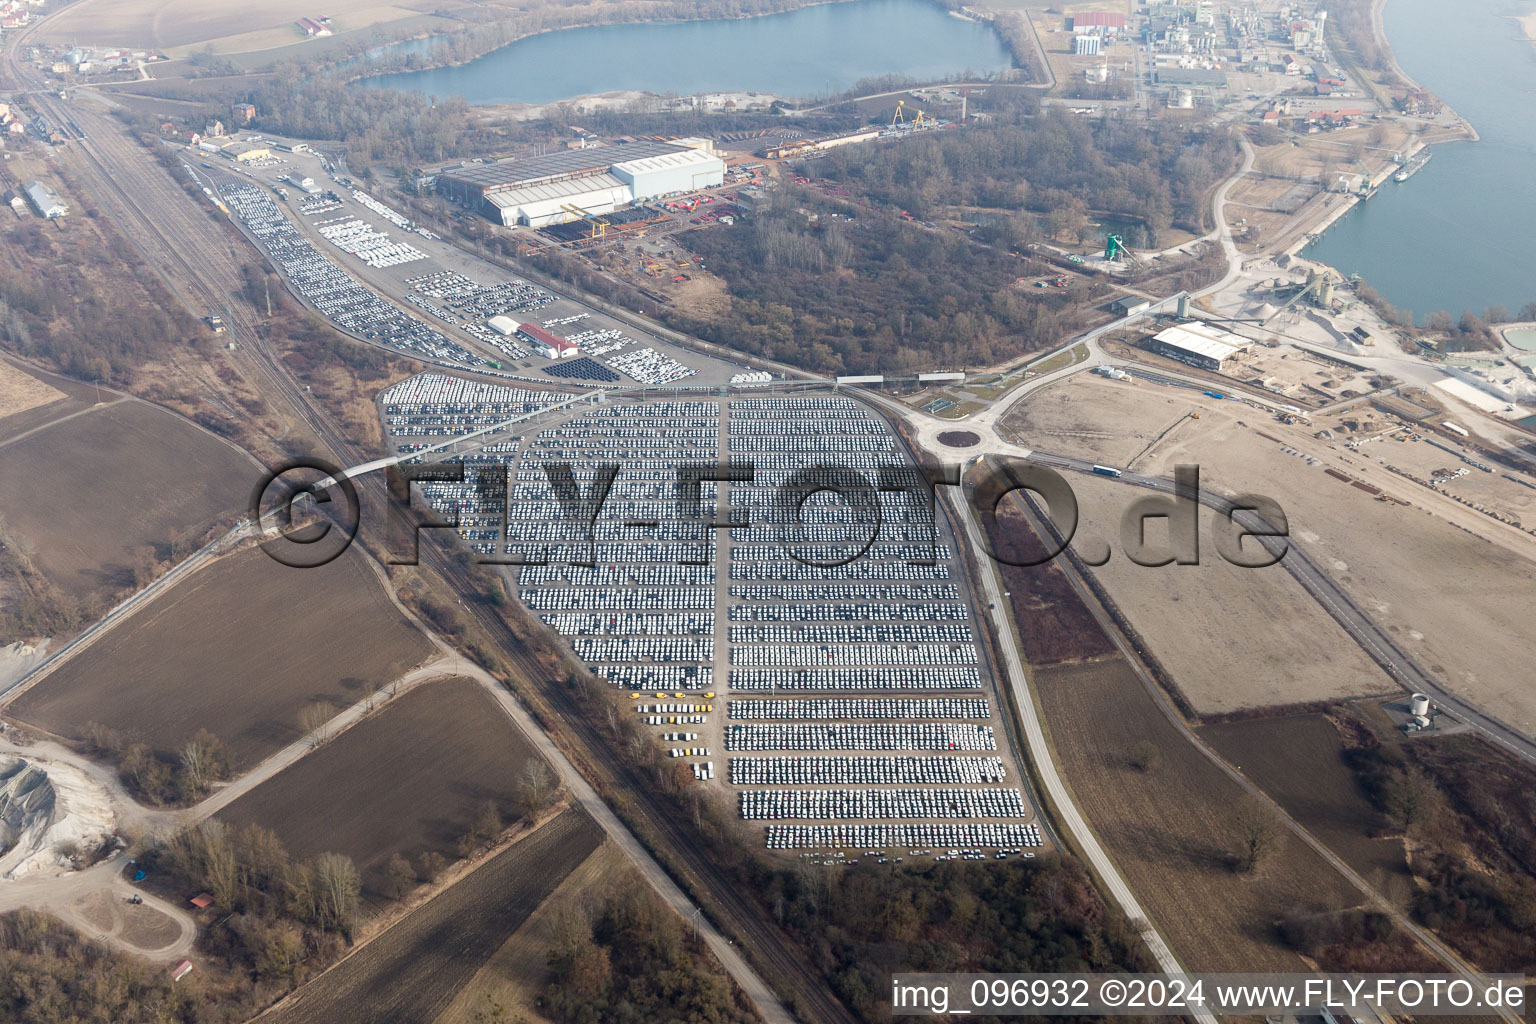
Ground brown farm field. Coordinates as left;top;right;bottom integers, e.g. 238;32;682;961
1201;714;1410;895
8;545;432;767
1035;658;1359;971
36;0;452;52
256;807;603;1024
0;356;70;426
436;841;630;1024
984;489;1116;666
218;675;541;895
0;399;253;602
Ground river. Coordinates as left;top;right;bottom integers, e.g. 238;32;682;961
356;0;1011;106
1303;0;1536;323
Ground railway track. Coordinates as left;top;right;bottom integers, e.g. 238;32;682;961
6;56;857;1023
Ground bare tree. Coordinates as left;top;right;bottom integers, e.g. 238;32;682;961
472;799;503;846
519;759;557;820
179;739;214;794
1233;798;1283;873
1386;766;1436;835
198;820;239;908
299;702;333;747
415;849;447;883
383;853;415;899
312;852;361;932
178;729;229;793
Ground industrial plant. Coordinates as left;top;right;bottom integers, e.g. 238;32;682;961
435;138;726;227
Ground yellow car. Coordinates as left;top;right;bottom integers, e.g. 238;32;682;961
628;693;640;700
673;692;686;698
703;692;716;699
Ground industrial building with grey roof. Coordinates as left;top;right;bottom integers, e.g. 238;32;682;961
437;139;726;228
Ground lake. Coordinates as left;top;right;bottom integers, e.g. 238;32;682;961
1303;0;1536;323
356;0;1011;106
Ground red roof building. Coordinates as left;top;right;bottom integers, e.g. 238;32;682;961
517;323;580;358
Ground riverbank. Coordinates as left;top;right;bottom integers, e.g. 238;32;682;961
1368;0;1478;141
1282;0;1477;263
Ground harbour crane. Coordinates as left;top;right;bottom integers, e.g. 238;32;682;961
559;203;610;239
891;99;934;127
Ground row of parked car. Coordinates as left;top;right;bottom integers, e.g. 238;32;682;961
521;586;715;611
726;698;989;721
726;623;973;645
764;823;1043;851
728;756;1008;787
728;601;969;623
729;644;978;668
725;723;997;752
222;185;483;367
726;667;984;693
739;787;1031;821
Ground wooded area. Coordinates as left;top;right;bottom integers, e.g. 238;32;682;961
544;885;761;1024
743;855;1151;1021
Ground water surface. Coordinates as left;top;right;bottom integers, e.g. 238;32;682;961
358;0;1011;105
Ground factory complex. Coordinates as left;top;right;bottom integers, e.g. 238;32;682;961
437;138;726;227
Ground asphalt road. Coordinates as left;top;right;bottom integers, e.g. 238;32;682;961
1026;451;1536;769
946;464;1220;1024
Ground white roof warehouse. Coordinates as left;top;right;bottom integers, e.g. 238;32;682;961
23;180;66;219
1147;321;1251;370
436;138;724;227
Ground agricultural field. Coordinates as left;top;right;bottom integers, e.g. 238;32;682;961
985;492;1117;667
1067;471;1398;714
1124;414;1536;732
0;398;253;602
0;357;75;432
1035;657;1358;972
1201;713;1411;895
218;676;542;895
437;841;629;1024
8;545;433;767
36;0;458;52
257;807;602;1024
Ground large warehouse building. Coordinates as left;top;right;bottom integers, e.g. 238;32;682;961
437;139;725;227
1147;321;1252;371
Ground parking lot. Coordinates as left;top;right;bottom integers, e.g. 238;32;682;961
216;153;747;386
378;390;1043;856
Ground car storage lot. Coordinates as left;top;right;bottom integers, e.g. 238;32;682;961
383;387;1042;858
218;152;752;388
8;545;434;768
217;676;545;896
0;397;253;603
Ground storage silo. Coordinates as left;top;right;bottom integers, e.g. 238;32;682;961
1410;693;1431;717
